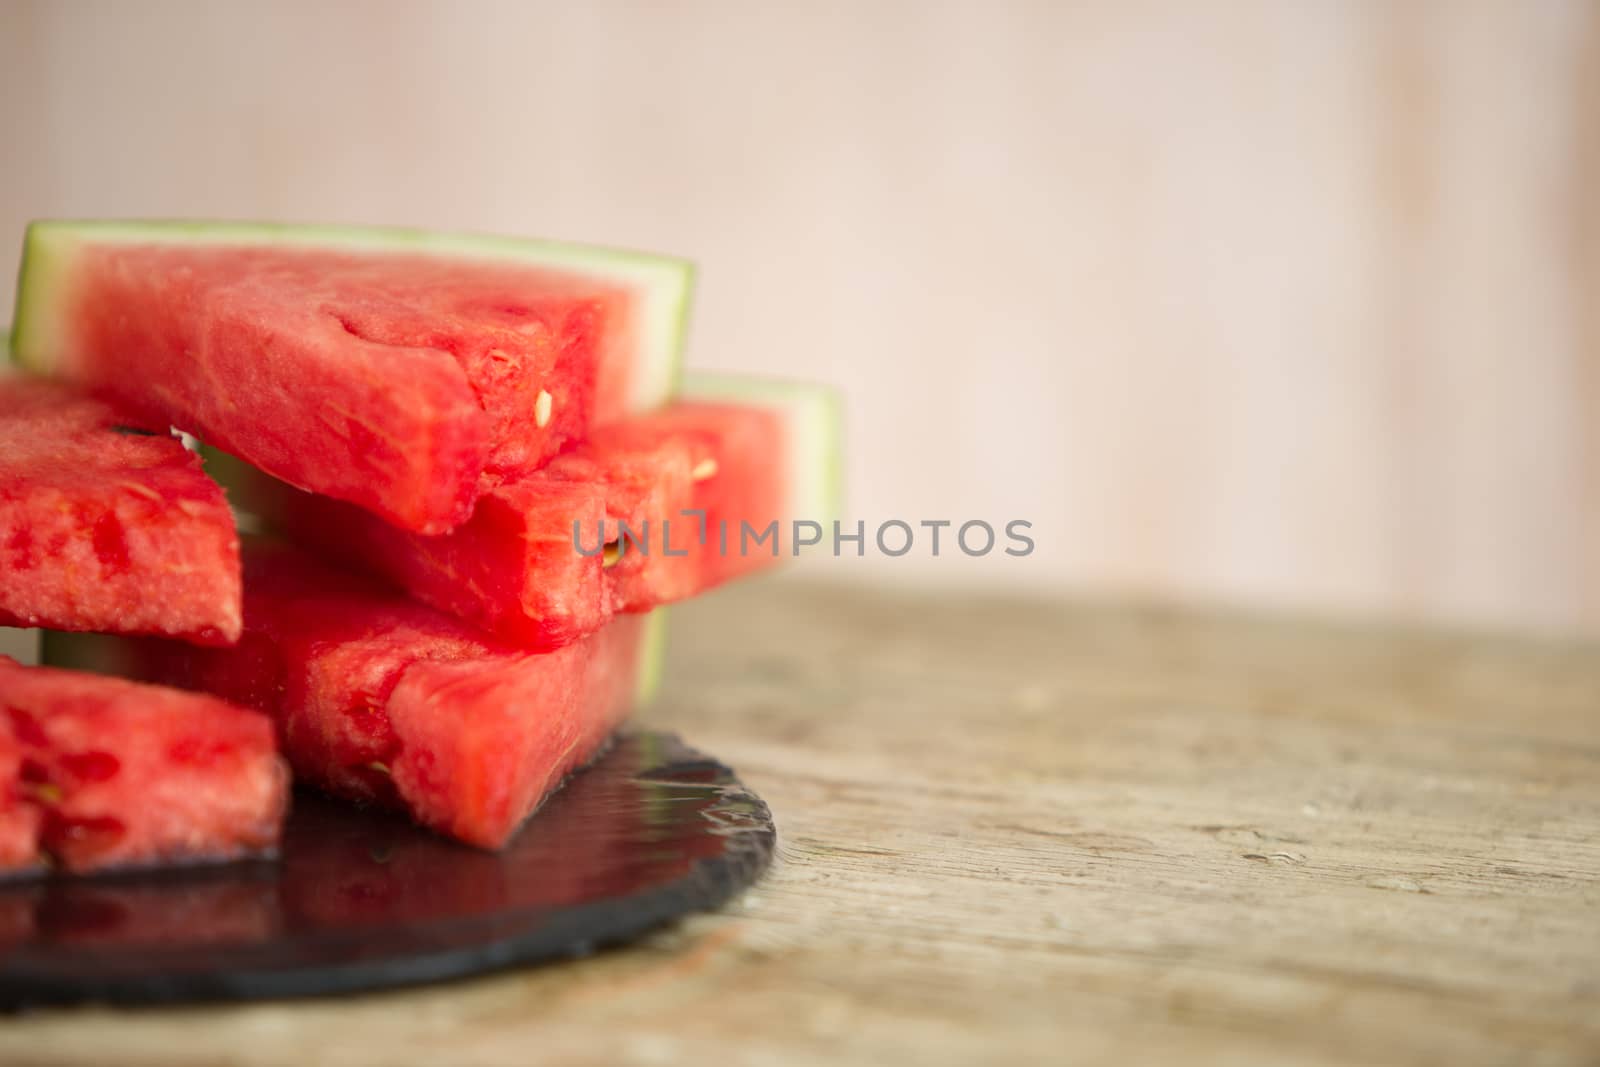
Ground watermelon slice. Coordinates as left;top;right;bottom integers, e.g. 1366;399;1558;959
11;221;693;534
43;542;665;849
0;657;286;875
0;376;241;644
210;376;841;649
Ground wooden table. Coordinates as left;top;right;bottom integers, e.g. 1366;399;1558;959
2;580;1596;1065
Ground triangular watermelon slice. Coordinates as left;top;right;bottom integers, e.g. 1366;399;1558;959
0;657;286;876
209;376;841;649
43;542;665;850
0;376;241;644
11;221;693;534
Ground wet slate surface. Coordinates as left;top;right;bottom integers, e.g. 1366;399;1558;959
0;731;774;1006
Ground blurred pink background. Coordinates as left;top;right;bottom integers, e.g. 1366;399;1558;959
2;1;1596;634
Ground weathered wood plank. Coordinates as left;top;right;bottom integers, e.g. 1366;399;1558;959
0;579;1594;1065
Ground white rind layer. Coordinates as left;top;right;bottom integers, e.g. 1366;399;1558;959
11;220;693;413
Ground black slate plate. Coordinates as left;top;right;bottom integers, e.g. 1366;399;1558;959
0;731;774;1007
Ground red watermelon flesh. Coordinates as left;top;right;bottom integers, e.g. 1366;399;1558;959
0;377;241;644
214;458;614;651
586;401;790;600
0;657;287;875
0;724;42;874
13;223;693;535
215;386;833;650
79;543;658;849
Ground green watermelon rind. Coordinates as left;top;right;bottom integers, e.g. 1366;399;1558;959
634;609;668;708
10;219;694;413
679;372;844;528
36;629;141;679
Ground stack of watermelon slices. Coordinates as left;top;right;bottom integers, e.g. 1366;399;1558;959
1;220;838;871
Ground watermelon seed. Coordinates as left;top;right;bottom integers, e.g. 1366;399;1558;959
603;541;623;568
367;761;390;775
535;390;554;428
25;782;62;805
118;481;163;503
692;458;719;482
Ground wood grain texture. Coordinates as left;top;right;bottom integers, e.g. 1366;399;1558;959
0;579;1594;1066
